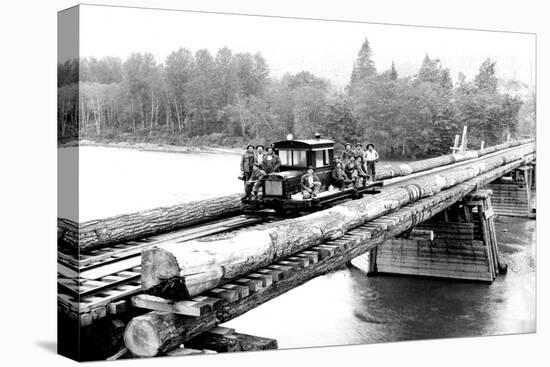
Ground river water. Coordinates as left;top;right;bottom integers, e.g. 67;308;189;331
59;146;536;346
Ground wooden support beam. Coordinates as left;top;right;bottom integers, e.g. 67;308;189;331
460;125;468;152
131;294;213;317
407;229;434;241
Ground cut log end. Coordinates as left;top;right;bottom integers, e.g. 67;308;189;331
141;247;190;299
124;317;162;357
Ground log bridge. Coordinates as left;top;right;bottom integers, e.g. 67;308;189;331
57;139;535;361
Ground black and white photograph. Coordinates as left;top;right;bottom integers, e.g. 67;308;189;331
55;2;540;362
3;1;548;366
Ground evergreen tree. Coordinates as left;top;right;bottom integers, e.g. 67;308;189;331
417;54;441;83
324;93;358;145
474;58;498;92
348;37;376;92
390;60;398;81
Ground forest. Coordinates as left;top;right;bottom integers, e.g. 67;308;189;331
57;37;535;158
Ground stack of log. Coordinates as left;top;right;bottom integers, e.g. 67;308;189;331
57;138;532;252
139;142;535;301
124;146;535;357
375;138;533;180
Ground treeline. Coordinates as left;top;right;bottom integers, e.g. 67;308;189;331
58;38;532;158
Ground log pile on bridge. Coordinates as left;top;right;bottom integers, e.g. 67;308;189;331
373;138;531;180
57;193;244;251
57;138;531;253
123;140;535;357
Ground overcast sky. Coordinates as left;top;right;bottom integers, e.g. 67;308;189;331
79;4;535;89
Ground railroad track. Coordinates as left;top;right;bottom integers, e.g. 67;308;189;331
57;214;272;326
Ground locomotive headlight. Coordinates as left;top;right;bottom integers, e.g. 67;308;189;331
264;180;283;196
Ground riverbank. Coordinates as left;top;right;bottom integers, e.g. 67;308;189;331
59;139;242;155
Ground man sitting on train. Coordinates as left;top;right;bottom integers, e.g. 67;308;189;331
301;166;322;199
240;144;256;186
340;143;354;164
364;143;380;182
332;162;352;190
344;156;361;188
355;155;369;186
243;162;267;200
255;145;266;168
344;155;356;177
263;146;281;173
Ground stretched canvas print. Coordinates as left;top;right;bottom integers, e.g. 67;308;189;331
57;4;537;362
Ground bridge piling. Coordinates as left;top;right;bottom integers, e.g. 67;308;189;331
487;165;535;218
354;189;501;282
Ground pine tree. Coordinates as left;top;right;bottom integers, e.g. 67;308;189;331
474;58;498;92
348;37;376;92
390;60;398;81
417;54;441;83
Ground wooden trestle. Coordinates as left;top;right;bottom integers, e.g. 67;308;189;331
487;165;536;218
353;189;502;282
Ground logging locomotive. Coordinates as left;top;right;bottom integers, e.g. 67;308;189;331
242;135;382;213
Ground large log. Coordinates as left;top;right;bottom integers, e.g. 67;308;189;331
141;143;535;300
374;138;533;179
58;194;243;252
125;155;534;357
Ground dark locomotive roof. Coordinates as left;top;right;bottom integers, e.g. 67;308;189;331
273;138;334;150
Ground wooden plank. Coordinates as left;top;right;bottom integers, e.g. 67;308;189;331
257;268;284;282
131;294;211;316
247;273;273;288
295;252;318;264
191;296;222;310
286;256;310;267
79;283;142;313
79;257;141;280
207;288;239;303
233;278;263;293
107;300;129;315
221;284;249;299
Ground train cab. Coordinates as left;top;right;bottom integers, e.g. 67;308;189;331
243;135;382;213
264;137;335;200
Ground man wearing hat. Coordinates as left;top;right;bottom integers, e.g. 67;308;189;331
364;143;380;182
263;146;281;174
332;161;352;190
255;145;266;168
354;143;365;159
301;166;322;199
243;162;267;200
240;144;256;186
340;143;354;164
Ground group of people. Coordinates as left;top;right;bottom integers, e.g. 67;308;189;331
240;144;281;199
333;143;380;189
239;142;379;200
